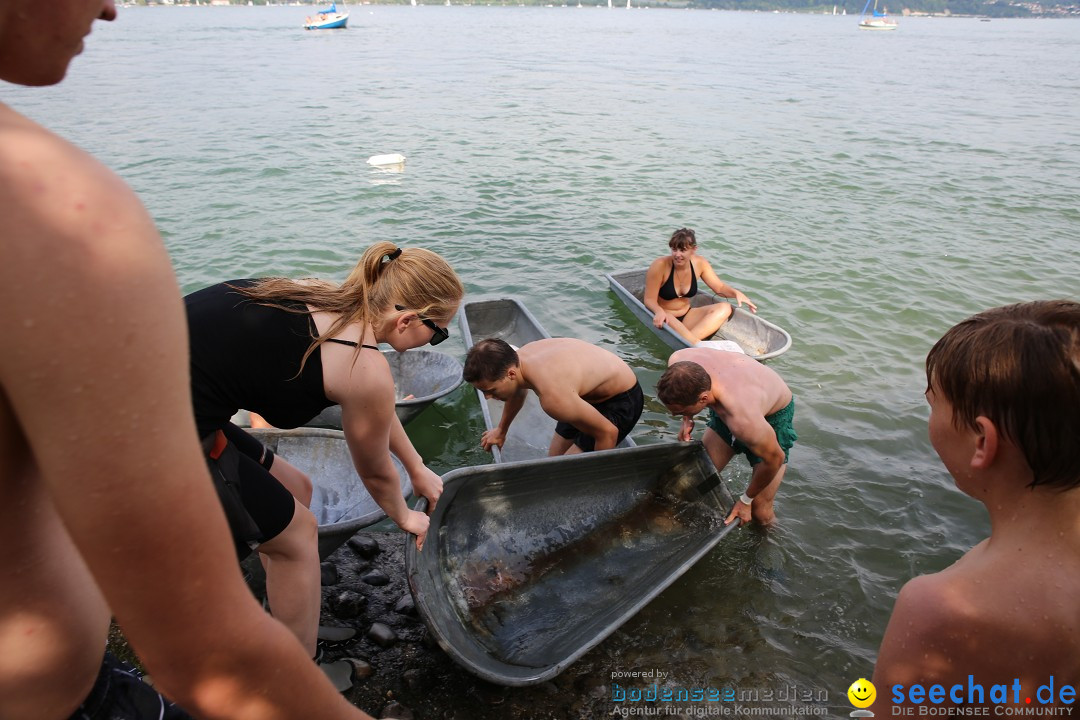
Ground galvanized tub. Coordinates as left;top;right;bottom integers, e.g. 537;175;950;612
606;268;792;360
246;427;412;559
458;296;635;464
405;441;737;686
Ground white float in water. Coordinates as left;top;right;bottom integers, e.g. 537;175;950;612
367;153;406;167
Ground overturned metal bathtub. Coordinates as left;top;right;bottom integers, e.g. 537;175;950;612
405;441;737;686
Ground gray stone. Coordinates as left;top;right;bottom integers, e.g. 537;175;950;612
361;569;390;587
318;660;353;693
330;590;367;618
393;593;416;616
380;700;414;719
348;535;381;560
317;625;357;645
320;561;339;586
367;622;398;648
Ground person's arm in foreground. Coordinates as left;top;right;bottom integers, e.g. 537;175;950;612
0;132;369;720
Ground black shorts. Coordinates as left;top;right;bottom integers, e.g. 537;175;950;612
69;650;193;720
205;423;296;561
554;382;644;452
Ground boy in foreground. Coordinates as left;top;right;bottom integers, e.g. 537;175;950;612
873;300;1080;709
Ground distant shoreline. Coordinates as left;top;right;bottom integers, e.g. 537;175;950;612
122;2;1080;19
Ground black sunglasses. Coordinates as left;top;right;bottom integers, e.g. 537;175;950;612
395;305;449;346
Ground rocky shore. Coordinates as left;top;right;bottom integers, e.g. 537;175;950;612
315;531;618;720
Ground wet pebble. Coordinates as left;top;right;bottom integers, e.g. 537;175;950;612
402;668;423;692
346;657;374;680
349;535;381;560
420;629;439;650
393;594;417;617
330;590;367;618
367;622;398;648
380;700;414;719
320;561;339;586
362;570;391;587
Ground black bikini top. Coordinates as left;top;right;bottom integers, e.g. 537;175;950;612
658;260;698;301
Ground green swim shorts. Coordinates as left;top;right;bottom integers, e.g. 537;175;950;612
706;396;797;465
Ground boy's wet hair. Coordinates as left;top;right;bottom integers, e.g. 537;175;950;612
656;361;711;408
927;300;1080;490
463;338;519;383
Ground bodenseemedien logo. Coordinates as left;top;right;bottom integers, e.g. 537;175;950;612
847;678;876;718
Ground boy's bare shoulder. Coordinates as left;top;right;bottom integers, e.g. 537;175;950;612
875;542;1080;691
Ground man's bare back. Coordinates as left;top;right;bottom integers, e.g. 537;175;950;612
520;338;638;403
670;347;791;420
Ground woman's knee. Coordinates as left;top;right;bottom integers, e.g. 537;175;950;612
709;302;733;322
260;501;317;559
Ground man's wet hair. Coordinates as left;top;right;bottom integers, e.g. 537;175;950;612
656;361;711;408
927;299;1080;491
463;338;519;383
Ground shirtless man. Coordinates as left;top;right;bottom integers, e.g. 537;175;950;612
656;348;796;527
872;301;1080;711
0;1;370;717
463;338;643;455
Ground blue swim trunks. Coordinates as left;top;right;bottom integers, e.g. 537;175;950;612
706;396;797;465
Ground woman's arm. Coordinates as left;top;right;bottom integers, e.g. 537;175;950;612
338;365;430;547
697;258;757;312
643;258;672;327
388;411;443;510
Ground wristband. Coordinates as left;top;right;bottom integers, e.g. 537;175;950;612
739;492;753;506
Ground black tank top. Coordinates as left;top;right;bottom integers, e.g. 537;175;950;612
185;279;374;437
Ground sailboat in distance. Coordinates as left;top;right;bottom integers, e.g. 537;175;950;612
858;0;897;29
303;1;349;29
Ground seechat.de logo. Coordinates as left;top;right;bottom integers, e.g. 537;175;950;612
848;678;877;718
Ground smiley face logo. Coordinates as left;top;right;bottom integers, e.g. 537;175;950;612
847;678;876;709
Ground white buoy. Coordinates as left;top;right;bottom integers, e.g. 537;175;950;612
367;153;406;167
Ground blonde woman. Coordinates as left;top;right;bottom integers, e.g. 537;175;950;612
184;241;463;659
643;228;757;345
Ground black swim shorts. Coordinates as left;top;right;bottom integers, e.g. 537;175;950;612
203;423;296;561
554;381;644;452
69;650;193;720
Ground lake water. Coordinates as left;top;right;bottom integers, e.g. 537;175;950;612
7;5;1079;715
